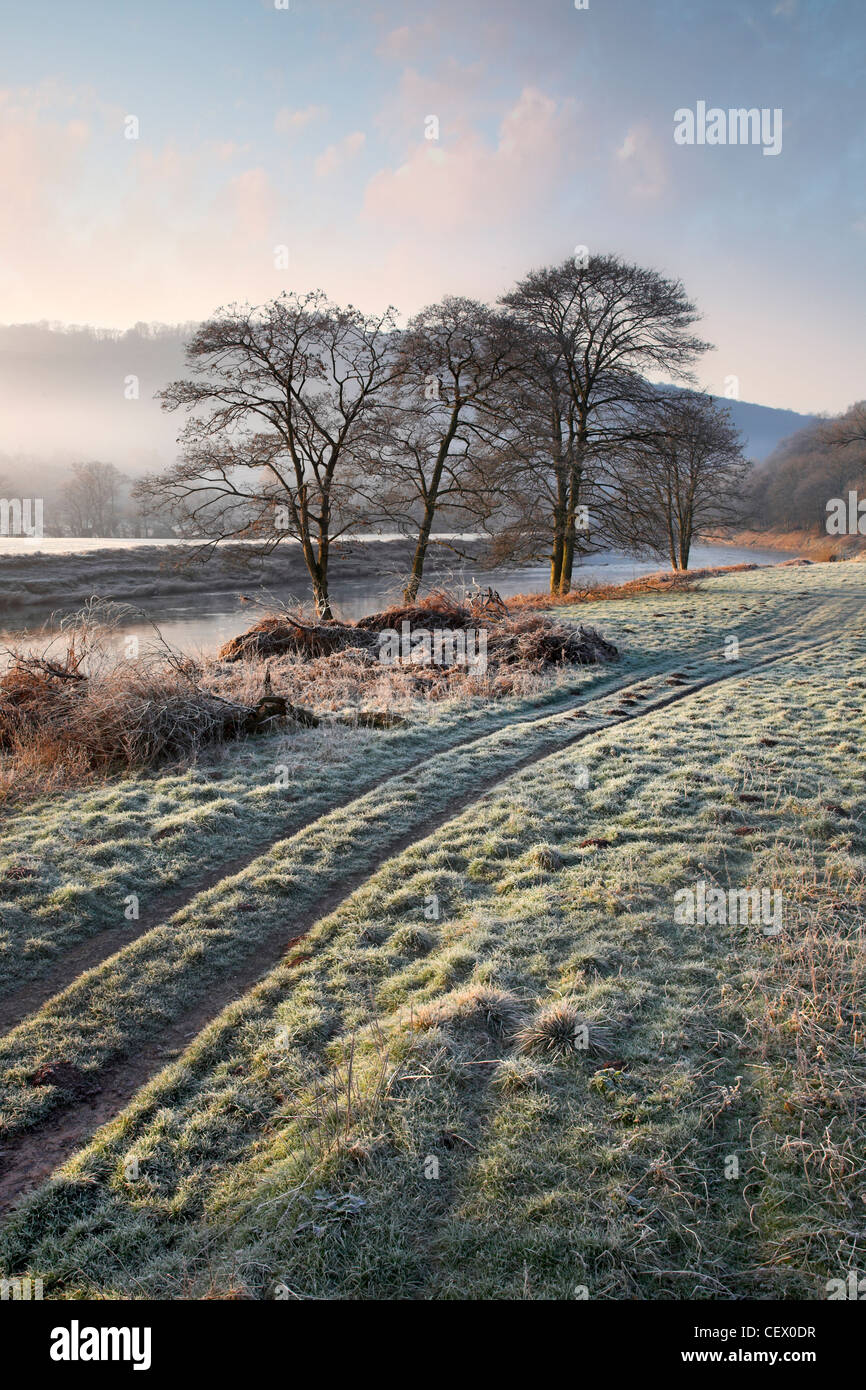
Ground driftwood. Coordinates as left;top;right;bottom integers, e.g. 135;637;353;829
485;620;618;667
242;696;319;732
0;649;321;762
337;709;408;729
355;595;476;633
221;590;514;660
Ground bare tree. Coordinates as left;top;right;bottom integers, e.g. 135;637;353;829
61;461;126;536
136;291;398;618
825;401;866;450
501;254;710;593
478;332;611;586
606;391;749;570
357;297;518;601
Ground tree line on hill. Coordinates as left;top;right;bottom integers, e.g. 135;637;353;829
0;457;175;540
749;403;866;533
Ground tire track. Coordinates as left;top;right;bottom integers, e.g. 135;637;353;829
0;669;634;1034
0;627;839;1216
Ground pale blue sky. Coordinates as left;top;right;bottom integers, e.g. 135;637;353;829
0;0;863;411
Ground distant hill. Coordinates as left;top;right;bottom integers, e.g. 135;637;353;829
714;398;821;463
0;322;191;476
748;401;866;533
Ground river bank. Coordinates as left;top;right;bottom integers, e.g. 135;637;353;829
709;526;866;561
0;537;488;619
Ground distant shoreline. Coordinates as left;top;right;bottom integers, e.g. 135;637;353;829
0;534;803;626
0;536;490;616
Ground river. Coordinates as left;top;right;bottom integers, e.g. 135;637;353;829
0;540;791;659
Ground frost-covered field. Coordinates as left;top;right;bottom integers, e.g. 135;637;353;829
0;560;863;1299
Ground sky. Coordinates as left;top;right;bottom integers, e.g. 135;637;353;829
0;0;863;414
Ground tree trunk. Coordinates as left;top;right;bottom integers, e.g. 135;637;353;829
665;486;679;571
299;526;332;619
560;527;575;594
550;455;570;594
678;500;693;570
560;473;581;592
401;403;460;603
668;519;678;571
559;424;586;595
403;504;437;603
313;579;332;620
550;512;565;593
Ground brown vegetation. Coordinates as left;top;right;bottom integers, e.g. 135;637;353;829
217;588;618;673
0;636;305;802
713;527;866;562
0;590;618;802
507;561;759;609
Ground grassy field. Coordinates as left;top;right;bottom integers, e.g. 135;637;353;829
0;559;863;1299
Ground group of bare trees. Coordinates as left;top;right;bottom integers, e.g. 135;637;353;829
137;254;751;616
50;461;171;538
604;392;749;570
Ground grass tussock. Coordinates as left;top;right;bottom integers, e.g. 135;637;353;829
517;999;615;1058
0;620;266;804
410;984;526;1041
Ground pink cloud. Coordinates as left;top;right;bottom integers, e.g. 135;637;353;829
223;167;276;242
373;61;490;148
363;86;579;233
378;26;411;60
613;122;667;200
315;130;366;178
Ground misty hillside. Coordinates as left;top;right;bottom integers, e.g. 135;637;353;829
722;398;821;462
0;324;821;496
0;323;191;476
750;402;866;532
